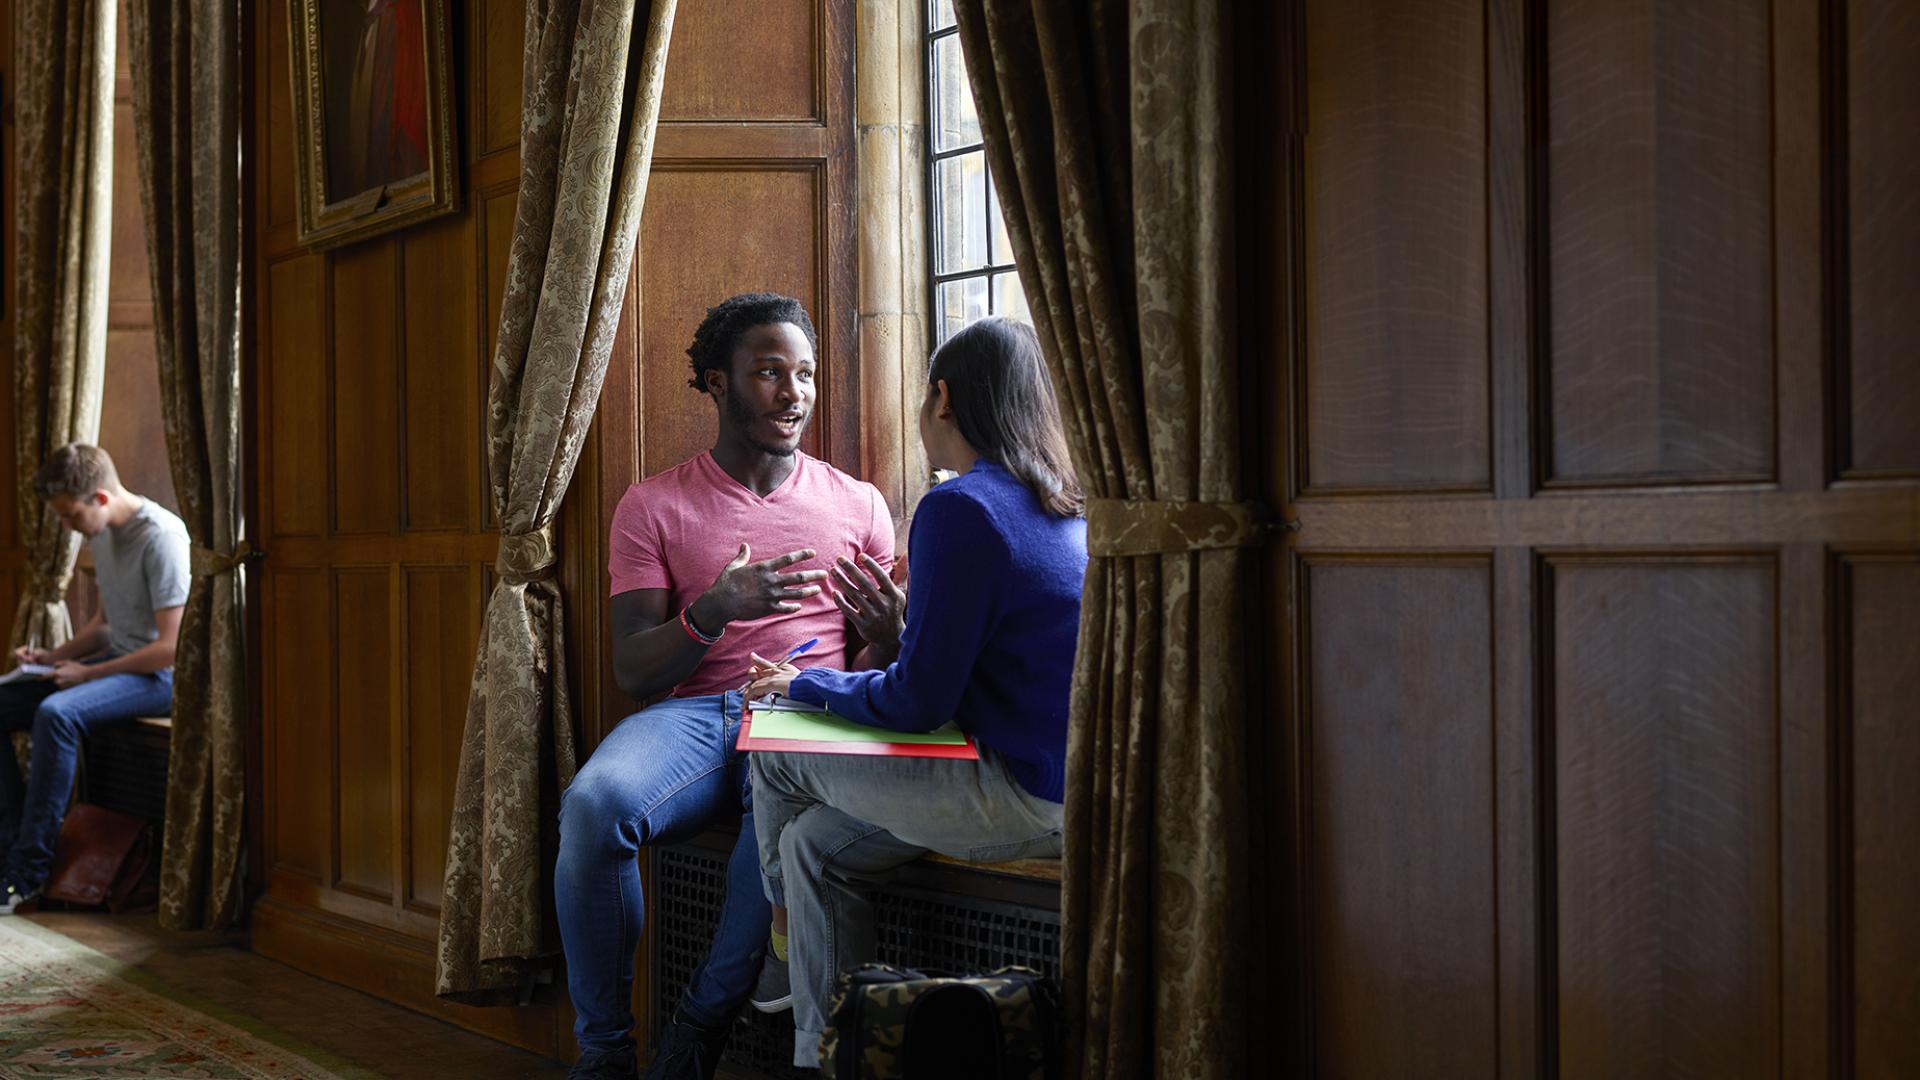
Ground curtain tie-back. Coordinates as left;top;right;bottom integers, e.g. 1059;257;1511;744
190;541;256;578
495;523;559;585
25;567;77;602
1085;497;1273;557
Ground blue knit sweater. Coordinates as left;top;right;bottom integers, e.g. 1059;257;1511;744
788;461;1087;802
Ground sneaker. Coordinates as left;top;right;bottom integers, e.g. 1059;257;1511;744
748;951;792;1013
640;1011;731;1080
568;1046;636;1080
0;878;38;916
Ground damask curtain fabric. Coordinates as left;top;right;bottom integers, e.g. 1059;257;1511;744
436;0;678;1001
952;2;1253;1076
126;0;247;932
9;0;114;655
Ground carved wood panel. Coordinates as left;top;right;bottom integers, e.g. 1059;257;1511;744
1302;0;1490;493
1261;1;1920;1075
1840;554;1920;1075
1841;0;1920;477
1548;556;1779;1078
1545;0;1774;486
1301;557;1498;1076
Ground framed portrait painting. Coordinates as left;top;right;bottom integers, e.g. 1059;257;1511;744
288;0;459;250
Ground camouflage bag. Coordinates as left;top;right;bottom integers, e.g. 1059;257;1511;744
819;962;1060;1080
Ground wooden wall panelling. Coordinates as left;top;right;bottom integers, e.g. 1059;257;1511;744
477;0;524;157
265;0;297;232
403;564;483;913
333;568;396;902
267;255;329;537
1779;541;1835;1077
268;569;332;883
330;242;403;535
1269;1;1920;1077
402;215;480;533
1300;555;1498;1076
1300;0;1490;494
637;167;826;475
253;0;566;1055
1546;554;1780;1079
660;0;819;122
1544;0;1774;486
1837;553;1920;1076
1839;0;1920;477
1492;546;1543;1078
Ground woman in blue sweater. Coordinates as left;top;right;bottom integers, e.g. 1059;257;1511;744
743;317;1086;1069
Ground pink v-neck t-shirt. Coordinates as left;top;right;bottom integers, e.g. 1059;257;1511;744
609;450;896;698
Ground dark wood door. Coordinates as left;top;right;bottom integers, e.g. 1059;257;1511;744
1256;1;1920;1075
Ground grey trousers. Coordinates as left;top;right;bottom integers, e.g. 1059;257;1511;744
750;745;1064;1068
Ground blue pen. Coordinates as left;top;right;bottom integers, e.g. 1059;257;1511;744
775;638;819;667
743;638;821;702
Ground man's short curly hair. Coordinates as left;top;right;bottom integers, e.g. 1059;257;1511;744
686;292;818;393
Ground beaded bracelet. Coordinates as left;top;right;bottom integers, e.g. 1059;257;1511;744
679;605;721;645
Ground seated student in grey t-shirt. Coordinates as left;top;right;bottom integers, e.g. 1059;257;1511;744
0;443;191;913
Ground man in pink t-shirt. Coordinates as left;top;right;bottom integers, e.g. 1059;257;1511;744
556;293;900;1080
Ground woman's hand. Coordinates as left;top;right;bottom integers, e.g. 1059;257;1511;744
829;553;906;660
744;652;801;700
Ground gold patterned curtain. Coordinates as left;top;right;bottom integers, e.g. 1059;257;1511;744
953;2;1255;1076
10;0;114;655
126;0;246;931
437;0;678;1001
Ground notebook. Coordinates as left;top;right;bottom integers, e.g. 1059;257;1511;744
738;698;979;760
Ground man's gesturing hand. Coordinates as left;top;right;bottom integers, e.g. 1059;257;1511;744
691;544;829;630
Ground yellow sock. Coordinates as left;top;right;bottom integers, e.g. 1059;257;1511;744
770;927;789;962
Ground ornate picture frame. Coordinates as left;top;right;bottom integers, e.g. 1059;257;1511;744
288;0;459;251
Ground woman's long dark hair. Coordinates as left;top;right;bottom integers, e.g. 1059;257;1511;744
929;317;1084;518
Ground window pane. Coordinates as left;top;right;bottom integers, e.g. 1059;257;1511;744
931;35;980;153
931;0;957;32
992;271;1031;325
937;276;990;344
935;152;989;274
988;171;1013;265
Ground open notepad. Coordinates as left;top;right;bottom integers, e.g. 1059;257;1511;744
0;663;55;687
738;697;979;760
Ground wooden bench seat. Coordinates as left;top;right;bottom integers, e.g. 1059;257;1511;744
920;852;1062;883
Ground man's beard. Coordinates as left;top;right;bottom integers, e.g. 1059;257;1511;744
726;386;802;457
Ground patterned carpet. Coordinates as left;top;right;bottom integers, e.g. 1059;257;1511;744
0;916;374;1079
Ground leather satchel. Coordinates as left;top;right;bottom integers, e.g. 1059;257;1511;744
44;802;155;912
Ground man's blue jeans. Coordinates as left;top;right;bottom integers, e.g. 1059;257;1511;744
0;669;174;889
555;691;768;1058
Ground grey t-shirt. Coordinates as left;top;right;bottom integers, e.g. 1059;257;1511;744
91;500;191;660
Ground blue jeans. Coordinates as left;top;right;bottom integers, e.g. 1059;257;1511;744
0;669;174;888
555;691;767;1057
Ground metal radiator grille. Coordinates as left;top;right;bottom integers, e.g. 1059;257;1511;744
653;831;1062;1080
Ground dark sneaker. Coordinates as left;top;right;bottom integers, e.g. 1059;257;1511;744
748;951;792;1013
640;1011;731;1080
568;1045;636;1080
0;878;39;916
